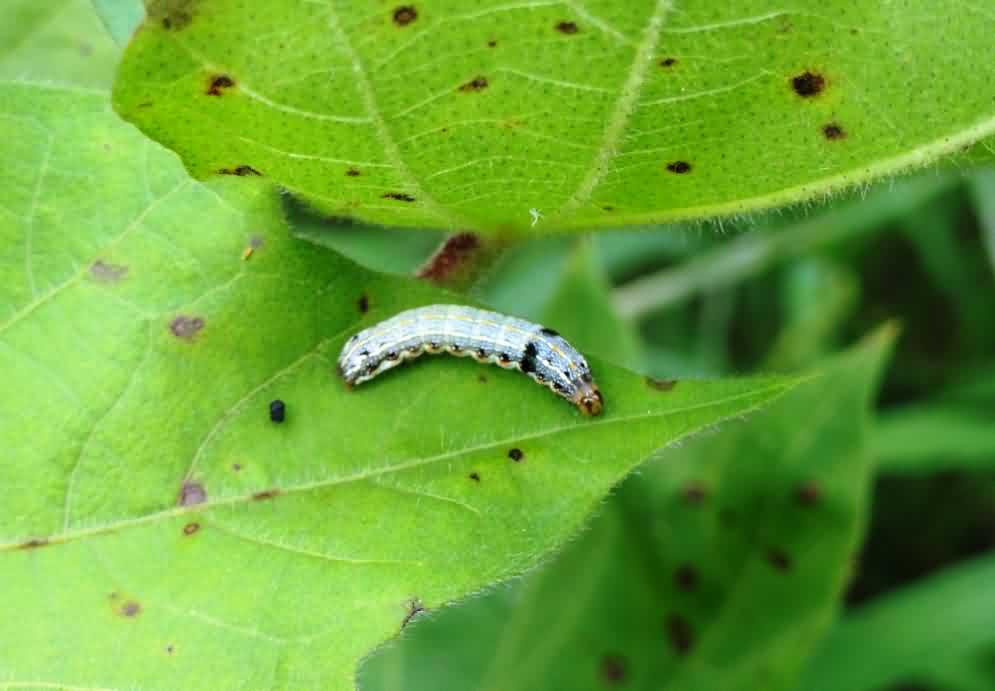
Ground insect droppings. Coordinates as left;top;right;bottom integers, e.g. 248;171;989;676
269;399;286;423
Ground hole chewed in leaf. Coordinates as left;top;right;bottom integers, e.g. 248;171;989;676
383;192;416;202
665;613;694;655
508;448;524;462
555;21;579;34
206;74;235;96
459;76;489;92
357;294;370;313
791;71;825;97
468;472;481;482
178;481;207;506
90;260;128;283
170;315;204;340
392;6;417;26
345;167;361;177
487;39;498;48
660;57;678;68
666;161;692;175
599;653;627;684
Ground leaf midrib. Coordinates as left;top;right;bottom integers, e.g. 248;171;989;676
1;381;789;551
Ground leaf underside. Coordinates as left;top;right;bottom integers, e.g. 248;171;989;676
112;0;995;233
0;82;793;691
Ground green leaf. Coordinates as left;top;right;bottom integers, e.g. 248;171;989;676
872;362;995;473
111;1;995;233
1;0;121;88
541;238;643;369
798;554;995;691
92;0;146;46
359;328;896;691
0;83;794;691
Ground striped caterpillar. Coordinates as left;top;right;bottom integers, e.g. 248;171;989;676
337;305;604;415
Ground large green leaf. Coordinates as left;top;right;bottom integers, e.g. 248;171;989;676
360;329;895;691
0;83;793;691
1;0;121;88
798;554;995;691
111;1;995;233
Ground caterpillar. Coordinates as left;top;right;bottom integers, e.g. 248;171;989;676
337;305;604;415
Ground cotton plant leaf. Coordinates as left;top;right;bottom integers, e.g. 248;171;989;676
1;0;121;88
110;0;995;233
797;554;995;691
0;83;794;691
359;328;895;691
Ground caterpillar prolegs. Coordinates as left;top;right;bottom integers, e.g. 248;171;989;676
337;305;604;415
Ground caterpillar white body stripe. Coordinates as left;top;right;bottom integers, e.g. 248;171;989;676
337;305;604;415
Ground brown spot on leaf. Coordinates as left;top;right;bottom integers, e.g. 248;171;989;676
665;614;694;655
796;482;822;506
345;167;361;177
459;76;489;92
600;653;627;683
183;522;200;536
674;564;698;592
206;74;235;96
18;538;49;550
508;448;524;462
468;472;481;482
666;161;692;174
487;39;498;47
253;489;280;501
646;377;677;391
218;165;261;176
555;20;579;34
383;192;416;202
393;5;417;26
149;0;195;31
660;57;678;68
417;232;480;283
822;123;846;140
121;601;142;617
682;484;708;505
90;260;128;283
791;71;825;97
401;598;425;628
165;644;175;654
178;481;206;506
766;548;792;571
232;463;242;472
170;315;204;340
477;374;488;383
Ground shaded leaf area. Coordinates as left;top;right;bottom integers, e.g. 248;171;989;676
113;0;995;233
92;0;146;46
360;329;894;691
0;84;793;691
1;0;121;88
800;554;995;691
